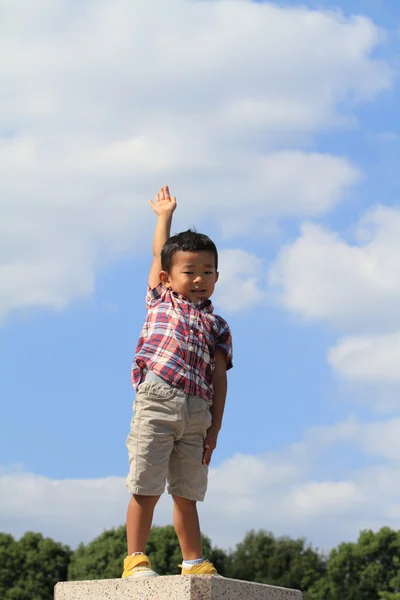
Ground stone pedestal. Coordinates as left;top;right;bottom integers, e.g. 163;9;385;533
55;575;302;600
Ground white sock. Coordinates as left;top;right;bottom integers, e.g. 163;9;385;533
182;557;204;568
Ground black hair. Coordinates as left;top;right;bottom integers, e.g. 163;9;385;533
161;229;218;273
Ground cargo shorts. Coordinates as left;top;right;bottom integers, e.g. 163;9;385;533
125;379;212;502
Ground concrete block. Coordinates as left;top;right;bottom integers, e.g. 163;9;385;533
55;575;302;600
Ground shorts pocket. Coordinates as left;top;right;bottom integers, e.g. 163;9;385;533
187;397;212;438
206;406;212;430
136;381;177;402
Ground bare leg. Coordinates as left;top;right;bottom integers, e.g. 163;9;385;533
173;495;203;560
126;494;160;555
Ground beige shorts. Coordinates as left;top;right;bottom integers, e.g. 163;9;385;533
126;380;212;502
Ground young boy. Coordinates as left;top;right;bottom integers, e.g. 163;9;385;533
122;186;233;579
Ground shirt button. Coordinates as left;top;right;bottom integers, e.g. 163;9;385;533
188;346;194;351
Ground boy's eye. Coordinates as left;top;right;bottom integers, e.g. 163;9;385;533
183;271;193;275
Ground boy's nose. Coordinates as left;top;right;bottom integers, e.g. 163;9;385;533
193;275;204;284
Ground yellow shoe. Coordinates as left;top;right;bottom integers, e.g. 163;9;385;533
180;559;219;575
122;554;159;579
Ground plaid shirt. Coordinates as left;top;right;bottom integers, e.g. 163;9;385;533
132;284;233;403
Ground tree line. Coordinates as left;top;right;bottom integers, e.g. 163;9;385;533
1;525;400;600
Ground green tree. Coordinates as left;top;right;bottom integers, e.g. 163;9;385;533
0;533;19;598
269;536;326;594
225;529;276;582
226;529;326;596
142;526;182;575
68;524;228;579
147;526;227;575
68;526;127;581
1;532;71;600
309;527;400;600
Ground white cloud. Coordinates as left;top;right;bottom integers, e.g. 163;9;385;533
0;469;132;547
265;194;400;411
290;481;362;514
302;416;400;463
356;419;400;462
215;249;265;312
3;416;400;552
0;0;391;321
222;151;361;220
329;331;400;383
269;206;400;332
268;205;400;406
377;132;400;142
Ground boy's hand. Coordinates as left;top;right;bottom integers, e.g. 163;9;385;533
203;425;220;466
148;186;177;216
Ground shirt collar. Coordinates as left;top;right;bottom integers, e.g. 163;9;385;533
169;289;214;313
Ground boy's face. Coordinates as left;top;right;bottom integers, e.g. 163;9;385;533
160;250;219;303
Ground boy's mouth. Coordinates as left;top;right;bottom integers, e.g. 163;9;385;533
192;289;206;294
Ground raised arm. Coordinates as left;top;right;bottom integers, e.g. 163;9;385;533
148;186;177;289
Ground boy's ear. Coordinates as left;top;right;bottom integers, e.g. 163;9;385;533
215;271;219;283
160;270;171;288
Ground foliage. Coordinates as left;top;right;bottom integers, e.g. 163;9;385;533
146;525;183;575
68;526;127;581
0;533;19;599
225;529;326;596
3;523;400;600
308;527;400;600
0;531;71;600
68;524;227;579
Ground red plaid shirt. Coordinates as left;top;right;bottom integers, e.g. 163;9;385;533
132;284;233;403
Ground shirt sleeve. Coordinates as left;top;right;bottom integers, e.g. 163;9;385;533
215;319;233;370
145;283;167;310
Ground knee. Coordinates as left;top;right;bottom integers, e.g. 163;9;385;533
132;494;160;508
172;495;197;511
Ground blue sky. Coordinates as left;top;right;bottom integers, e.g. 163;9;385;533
1;0;400;552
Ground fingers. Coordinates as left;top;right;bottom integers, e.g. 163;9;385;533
202;449;212;466
202;441;216;466
158;186;170;202
149;186;172;212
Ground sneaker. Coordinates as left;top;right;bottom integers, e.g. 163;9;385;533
122;554;159;579
180;559;219;576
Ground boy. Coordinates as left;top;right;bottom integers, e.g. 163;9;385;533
122;186;233;578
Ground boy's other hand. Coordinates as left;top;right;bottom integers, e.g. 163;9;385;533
203;425;219;466
148;186;177;216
